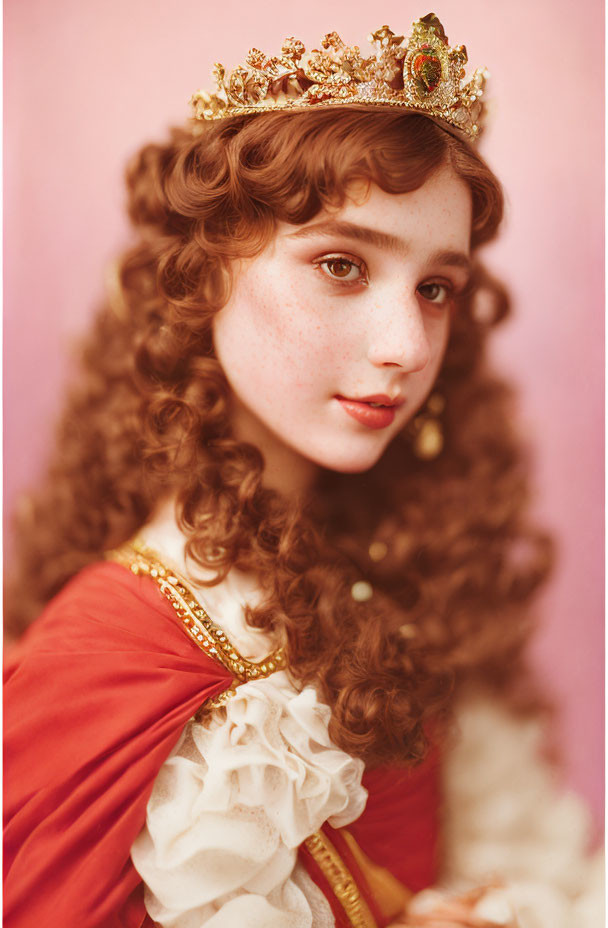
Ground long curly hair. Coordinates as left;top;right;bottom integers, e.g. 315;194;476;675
6;108;554;766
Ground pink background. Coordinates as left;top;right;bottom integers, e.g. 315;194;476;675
5;1;604;828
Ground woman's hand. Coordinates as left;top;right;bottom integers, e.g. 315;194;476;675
387;885;520;927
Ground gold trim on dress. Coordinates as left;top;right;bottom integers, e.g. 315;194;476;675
304;830;378;928
107;540;286;685
341;829;412;923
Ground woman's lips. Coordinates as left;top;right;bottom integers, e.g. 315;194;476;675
335;394;403;430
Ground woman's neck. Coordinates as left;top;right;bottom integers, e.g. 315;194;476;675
229;399;319;498
138;498;194;576
138;498;277;660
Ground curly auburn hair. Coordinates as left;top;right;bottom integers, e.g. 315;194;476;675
6;108;554;766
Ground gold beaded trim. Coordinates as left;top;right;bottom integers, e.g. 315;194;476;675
108;540;286;684
304;831;378;928
200;684;239;714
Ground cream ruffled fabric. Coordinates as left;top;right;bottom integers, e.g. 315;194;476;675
134;506;367;925
131;671;367;927
440;694;604;928
134;507;603;928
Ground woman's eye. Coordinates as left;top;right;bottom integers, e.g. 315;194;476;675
417;282;452;305
316;256;367;285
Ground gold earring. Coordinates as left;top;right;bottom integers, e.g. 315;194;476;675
410;391;445;460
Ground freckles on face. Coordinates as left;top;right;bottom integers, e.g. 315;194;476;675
215;248;348;406
212;167;473;488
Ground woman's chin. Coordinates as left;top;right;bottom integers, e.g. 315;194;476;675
314;448;387;475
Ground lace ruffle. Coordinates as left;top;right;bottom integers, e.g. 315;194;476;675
131;671;366;926
440;695;604;928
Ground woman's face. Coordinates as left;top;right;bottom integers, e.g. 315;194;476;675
213;165;473;494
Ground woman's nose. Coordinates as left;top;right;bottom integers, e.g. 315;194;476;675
365;297;432;371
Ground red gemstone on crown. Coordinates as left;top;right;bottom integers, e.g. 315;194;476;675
413;52;442;94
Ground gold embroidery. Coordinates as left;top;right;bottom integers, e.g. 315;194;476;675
341;829;412;923
304;830;378;928
202;684;239;712
108;540;286;685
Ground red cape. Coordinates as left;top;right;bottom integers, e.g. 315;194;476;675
4;561;440;927
4;561;233;928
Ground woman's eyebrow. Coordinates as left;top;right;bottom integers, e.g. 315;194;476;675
287;219;407;254
430;251;472;278
286;220;471;277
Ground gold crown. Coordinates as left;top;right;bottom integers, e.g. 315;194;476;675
189;13;487;141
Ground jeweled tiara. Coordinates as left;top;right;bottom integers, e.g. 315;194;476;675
189;13;487;140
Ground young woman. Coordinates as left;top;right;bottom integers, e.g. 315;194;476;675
3;15;599;928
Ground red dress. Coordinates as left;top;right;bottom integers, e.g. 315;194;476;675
4;561;440;928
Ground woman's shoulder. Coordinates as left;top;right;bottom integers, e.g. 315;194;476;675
6;558;218;665
4;557;234;737
30;557;173;630
3;557;233;928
